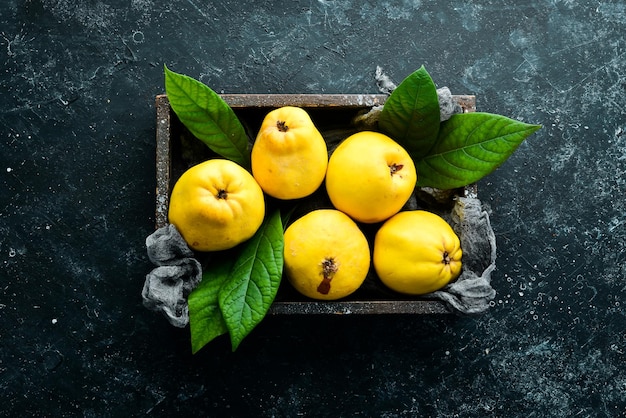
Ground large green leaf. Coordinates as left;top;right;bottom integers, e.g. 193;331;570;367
188;257;234;354
218;211;284;351
164;65;250;168
378;66;440;160
416;112;542;189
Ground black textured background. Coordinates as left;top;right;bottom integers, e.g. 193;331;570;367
2;1;625;416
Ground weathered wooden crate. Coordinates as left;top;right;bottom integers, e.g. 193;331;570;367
155;94;476;315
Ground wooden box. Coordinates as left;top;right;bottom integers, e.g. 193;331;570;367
155;93;476;315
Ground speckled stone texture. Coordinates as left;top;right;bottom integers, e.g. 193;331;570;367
1;1;625;416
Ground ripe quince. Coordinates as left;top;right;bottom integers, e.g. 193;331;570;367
325;131;417;224
373;210;462;295
168;159;265;252
284;209;370;300
251;106;328;200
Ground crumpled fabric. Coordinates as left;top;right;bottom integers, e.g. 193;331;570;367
146;223;194;265
142;224;202;327
436;86;462;122
427;196;497;314
375;65;397;95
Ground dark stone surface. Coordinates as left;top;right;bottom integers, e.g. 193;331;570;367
1;1;625;416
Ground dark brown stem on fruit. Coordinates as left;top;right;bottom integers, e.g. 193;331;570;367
216;189;228;200
276;120;289;132
317;257;338;295
442;251;450;265
389;163;404;176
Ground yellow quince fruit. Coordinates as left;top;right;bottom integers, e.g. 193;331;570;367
373;210;462;295
251;106;328;200
168;159;265;252
284;209;370;300
325;131;417;224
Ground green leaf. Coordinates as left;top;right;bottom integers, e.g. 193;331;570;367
218;210;284;351
280;205;296;232
188;257;234;354
416;112;541;189
164;65;251;168
378;66;440;160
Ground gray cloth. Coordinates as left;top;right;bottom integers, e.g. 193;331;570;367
375;65;397;95
436;86;462;122
146;223;194;265
142;224;202;327
428;196;497;314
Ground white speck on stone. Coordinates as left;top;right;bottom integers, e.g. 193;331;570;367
52;318;58;324
6;167;12;172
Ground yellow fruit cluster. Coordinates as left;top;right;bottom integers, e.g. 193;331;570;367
168;106;462;301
